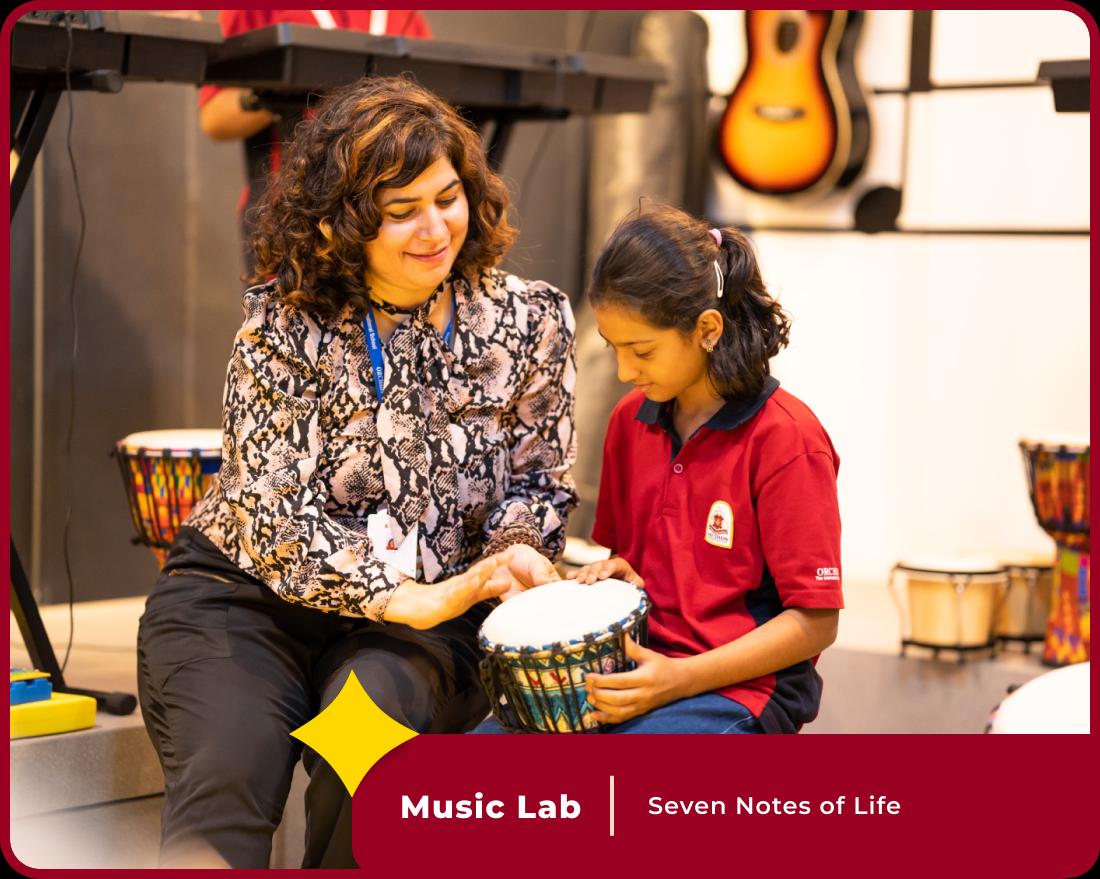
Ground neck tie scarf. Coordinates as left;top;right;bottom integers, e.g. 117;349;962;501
370;279;466;582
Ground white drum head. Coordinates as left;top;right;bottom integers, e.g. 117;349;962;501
989;662;1090;734
480;578;646;649
118;428;222;456
896;557;1005;576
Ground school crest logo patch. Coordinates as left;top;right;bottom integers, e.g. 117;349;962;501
704;500;734;549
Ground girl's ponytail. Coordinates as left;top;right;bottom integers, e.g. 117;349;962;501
708;227;791;400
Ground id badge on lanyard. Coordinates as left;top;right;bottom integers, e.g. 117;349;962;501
361;294;455;576
365;510;418;578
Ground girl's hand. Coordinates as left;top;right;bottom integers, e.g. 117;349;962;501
486;543;561;601
585;636;687;724
383;556;508;629
566;556;644;588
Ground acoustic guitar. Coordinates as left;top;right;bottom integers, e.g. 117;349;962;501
718;10;870;196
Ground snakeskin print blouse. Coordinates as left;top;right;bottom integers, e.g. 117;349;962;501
185;268;577;621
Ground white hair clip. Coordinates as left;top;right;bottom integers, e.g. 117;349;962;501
708;228;724;298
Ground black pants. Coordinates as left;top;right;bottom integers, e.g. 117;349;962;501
136;528;491;868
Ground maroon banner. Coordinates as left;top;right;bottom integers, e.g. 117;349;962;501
355;735;1097;878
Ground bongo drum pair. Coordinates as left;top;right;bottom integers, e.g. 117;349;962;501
114;429;222;564
1019;439;1090;666
479;579;650;733
891;557;1057;659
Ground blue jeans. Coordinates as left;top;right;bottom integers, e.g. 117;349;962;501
472;693;762;734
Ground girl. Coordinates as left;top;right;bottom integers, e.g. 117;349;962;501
574;203;842;734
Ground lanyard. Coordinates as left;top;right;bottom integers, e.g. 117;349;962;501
363;290;455;402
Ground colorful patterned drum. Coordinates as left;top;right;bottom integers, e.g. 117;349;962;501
1019;439;1089;552
115;429;222;565
479;579;649;733
1044;546;1090;666
1019;438;1090;666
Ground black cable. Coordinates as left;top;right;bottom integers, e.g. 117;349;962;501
59;13;87;674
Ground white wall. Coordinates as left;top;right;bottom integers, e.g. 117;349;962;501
903;87;1089;230
930;10;1089;84
759;233;1089;583
695;10;1090;585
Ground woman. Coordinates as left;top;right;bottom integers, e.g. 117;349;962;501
137;75;577;868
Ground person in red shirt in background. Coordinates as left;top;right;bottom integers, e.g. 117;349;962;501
198;10;431;274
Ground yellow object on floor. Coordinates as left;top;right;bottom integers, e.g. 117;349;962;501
10;668;50;682
10;692;96;739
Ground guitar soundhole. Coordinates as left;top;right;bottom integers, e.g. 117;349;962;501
776;20;799;53
754;105;806;122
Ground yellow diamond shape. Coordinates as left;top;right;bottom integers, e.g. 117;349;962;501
290;670;418;796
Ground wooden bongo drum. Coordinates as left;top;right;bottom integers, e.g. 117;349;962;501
994;558;1054;651
890;558;1006;660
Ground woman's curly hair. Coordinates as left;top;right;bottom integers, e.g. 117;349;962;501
249;75;517;316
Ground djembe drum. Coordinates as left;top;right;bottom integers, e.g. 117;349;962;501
115;429;222;565
1019;438;1090;666
479;578;650;733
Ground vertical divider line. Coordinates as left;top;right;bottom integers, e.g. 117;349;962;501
609;774;615;837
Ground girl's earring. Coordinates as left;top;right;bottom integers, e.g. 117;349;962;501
703;339;715;353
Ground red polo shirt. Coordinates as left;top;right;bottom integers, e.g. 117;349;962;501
592;378;843;733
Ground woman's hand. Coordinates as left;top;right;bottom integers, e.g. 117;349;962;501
585;636;687;725
383;556;508;629
566;555;644;588
486;543;561;601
